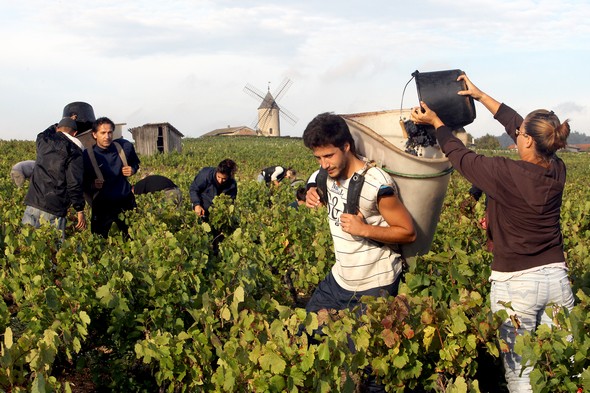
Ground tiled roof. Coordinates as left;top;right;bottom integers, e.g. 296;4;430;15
201;126;257;137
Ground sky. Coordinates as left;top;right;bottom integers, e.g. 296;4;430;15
1;0;589;141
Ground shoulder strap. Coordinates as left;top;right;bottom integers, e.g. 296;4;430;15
344;161;375;214
86;145;104;182
316;168;329;205
316;161;376;213
112;141;128;167
346;161;388;249
87;141;129;182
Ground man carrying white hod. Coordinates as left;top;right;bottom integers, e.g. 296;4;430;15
302;112;416;392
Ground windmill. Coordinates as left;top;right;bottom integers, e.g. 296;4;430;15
243;78;298;137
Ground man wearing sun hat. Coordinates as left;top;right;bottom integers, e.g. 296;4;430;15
21;117;87;237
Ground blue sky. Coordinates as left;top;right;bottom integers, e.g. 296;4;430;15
1;0;589;141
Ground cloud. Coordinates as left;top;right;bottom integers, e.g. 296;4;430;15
555;102;585;114
1;0;590;141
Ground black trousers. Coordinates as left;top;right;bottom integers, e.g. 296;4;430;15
91;193;136;238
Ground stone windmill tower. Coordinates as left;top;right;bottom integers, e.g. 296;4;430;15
243;78;298;137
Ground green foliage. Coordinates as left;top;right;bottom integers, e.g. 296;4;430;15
475;134;502;150
1;138;589;392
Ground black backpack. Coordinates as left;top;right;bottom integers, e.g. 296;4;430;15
315;162;407;261
315;162;375;214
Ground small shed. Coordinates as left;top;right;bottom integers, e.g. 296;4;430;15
129;123;183;156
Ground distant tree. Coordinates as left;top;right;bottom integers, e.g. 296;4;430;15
472;128;590;149
567;131;590;145
496;130;590;147
498;134;514;148
475;134;502;150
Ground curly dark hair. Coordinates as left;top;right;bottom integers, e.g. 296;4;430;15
217;159;237;177
295;186;306;202
92;117;115;132
302;112;356;154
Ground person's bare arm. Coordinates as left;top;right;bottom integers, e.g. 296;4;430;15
339;194;415;244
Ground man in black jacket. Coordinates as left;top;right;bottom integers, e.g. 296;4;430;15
22;117;86;237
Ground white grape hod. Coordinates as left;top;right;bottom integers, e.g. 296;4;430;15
340;108;460;260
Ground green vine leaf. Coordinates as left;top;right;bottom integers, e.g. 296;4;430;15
4;327;13;350
423;325;436;350
259;352;286;374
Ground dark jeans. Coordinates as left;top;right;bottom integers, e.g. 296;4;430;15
91;193;136;238
306;271;399;314
304;272;402;393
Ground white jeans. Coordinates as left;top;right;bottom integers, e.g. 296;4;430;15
490;267;574;392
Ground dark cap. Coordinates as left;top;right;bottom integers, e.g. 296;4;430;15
57;117;78;130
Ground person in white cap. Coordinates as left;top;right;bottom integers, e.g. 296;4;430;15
21;117;86;237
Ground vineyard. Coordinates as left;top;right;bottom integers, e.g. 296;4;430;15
1;136;590;392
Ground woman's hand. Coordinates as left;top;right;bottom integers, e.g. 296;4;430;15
457;74;501;115
410;102;444;129
457;74;485;101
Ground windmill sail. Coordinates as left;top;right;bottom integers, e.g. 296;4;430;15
243;78;298;136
